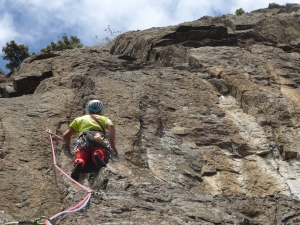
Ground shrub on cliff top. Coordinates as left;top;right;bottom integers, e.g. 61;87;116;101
41;35;83;53
235;8;245;16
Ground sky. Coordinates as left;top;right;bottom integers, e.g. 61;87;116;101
0;0;299;73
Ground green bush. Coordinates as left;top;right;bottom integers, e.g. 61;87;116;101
41;35;83;53
235;8;245;16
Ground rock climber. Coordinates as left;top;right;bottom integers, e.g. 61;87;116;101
63;100;118;181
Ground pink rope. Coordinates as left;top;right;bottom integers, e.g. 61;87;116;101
53;163;90;192
46;192;91;222
48;131;90;190
66;192;91;211
45;133;93;224
46;129;76;149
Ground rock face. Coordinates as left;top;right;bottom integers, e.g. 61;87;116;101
2;3;300;225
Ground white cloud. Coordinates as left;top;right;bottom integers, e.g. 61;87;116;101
0;13;19;46
3;0;299;45
0;0;300;72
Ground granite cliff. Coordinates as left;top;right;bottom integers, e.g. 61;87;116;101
1;3;300;224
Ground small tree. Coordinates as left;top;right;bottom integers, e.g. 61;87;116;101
41;35;83;53
235;8;245;16
2;40;30;72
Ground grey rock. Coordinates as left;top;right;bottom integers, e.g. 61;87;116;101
2;4;300;225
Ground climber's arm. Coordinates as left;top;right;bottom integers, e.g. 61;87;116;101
106;121;118;156
63;128;75;141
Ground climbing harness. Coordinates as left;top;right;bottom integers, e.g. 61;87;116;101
80;130;115;161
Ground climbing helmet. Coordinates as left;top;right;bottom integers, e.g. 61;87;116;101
87;100;104;113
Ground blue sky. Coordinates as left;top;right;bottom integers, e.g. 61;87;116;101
0;0;298;73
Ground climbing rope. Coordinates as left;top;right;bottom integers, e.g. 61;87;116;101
4;130;100;225
44;129;93;225
46;129;76;149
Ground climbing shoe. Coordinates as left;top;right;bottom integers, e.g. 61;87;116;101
71;161;82;181
93;153;106;170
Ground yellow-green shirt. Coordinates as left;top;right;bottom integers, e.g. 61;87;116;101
69;114;111;135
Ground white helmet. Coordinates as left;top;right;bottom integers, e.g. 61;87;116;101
86;100;104;113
